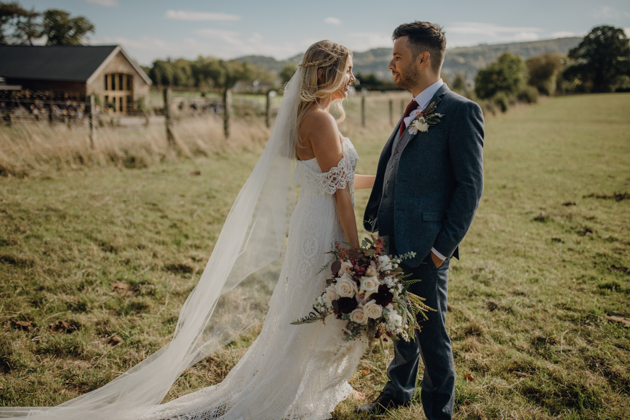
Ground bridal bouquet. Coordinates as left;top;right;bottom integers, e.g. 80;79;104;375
292;236;433;342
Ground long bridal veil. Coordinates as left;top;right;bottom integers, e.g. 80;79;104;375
0;69;304;420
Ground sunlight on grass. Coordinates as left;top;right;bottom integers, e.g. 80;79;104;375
1;93;629;419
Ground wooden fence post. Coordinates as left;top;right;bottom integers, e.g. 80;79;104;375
389;99;393;126
164;87;176;149
89;95;96;149
223;88;232;140
361;95;366;127
265;90;272;129
49;100;54;126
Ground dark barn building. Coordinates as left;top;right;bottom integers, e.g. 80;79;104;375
0;45;151;114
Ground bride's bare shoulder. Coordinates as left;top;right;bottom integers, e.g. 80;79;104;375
300;109;339;147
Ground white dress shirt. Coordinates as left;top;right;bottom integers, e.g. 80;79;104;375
403;78;444;129
402;78;447;262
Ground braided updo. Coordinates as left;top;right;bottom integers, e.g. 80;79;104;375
296;40;352;152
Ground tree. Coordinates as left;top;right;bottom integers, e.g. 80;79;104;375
279;63;297;85
563;25;630;93
0;1;40;45
452;74;465;92
526;53;563;95
474;52;526;99
205;60;256;140
42;9;94;45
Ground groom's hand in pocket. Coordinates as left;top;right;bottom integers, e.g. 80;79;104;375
431;250;444;268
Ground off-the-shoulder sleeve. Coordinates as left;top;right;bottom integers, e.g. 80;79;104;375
313;155;351;195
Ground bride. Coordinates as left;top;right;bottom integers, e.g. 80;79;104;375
0;40;375;420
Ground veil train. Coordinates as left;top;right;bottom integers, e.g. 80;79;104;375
0;69;304;420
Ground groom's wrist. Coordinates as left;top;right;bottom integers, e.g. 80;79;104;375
431;247;446;261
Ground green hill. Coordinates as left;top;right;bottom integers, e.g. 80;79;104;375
236;37;582;82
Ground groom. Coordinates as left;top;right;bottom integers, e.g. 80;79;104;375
358;22;484;420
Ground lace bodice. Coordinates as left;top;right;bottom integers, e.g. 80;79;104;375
294;137;359;200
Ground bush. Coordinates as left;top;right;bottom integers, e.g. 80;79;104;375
517;86;539;104
475;52;526;99
526;53;563;95
492;92;512;113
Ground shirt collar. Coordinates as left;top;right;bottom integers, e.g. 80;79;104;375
412;78;444;111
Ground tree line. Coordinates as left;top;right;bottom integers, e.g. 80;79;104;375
468;25;630;113
0;1;94;45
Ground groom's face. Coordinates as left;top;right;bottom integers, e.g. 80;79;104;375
389;36;420;92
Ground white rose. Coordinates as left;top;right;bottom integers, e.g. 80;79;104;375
338;272;353;281
338;261;353;275
324;286;338;308
335;277;358;298
363;300;383;319
413;120;429;132
359;276;380;299
349;306;368;324
366;262;378;277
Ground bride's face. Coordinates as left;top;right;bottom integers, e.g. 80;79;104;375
332;56;355;100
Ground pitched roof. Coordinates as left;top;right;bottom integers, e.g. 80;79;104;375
0;45;150;84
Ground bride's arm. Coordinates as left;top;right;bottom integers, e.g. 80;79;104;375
305;113;360;248
354;174;375;189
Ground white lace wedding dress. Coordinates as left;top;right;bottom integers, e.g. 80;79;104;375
140;137;365;420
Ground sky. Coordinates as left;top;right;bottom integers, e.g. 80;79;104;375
18;0;630;66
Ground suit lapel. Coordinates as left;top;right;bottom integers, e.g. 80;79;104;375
400;84;450;152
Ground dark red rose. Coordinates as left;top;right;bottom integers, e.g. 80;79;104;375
331;260;342;276
372;284;394;307
353;263;366;276
334;297;358;315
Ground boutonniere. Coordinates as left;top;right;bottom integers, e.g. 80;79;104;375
408;102;444;135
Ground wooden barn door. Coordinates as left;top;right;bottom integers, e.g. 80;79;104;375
103;73;133;114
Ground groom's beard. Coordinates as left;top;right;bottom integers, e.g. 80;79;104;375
395;61;420;92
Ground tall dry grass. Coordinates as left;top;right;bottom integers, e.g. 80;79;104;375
0;115;271;178
0;91;410;178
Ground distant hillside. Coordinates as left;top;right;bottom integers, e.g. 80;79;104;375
441;37;581;80
236;37;582;82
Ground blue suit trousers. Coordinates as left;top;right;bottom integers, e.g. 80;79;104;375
383;238;455;420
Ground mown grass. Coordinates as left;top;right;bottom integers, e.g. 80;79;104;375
1;92;629;419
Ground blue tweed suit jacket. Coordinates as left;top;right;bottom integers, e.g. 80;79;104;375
363;84;484;267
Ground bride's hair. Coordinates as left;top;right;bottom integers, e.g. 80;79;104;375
295;40;352;151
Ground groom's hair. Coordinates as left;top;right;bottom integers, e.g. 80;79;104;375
393;21;446;75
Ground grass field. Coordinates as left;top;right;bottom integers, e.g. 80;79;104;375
0;93;629;419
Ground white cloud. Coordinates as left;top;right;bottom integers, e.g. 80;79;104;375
448;22;543;37
625;28;630;37
195;28;242;46
324;17;342;25
344;32;392;52
86;0;119;6
445;22;544;46
165;10;241;21
591;6;616;19
95;31;309;64
551;31;582;38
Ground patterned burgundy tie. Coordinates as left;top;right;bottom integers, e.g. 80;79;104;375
399;99;419;136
